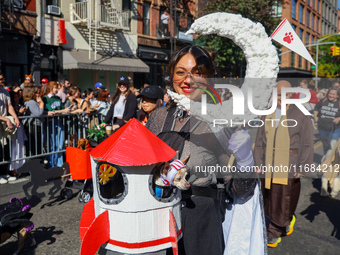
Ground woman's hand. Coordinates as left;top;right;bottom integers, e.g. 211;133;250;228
63;107;71;114
14;117;20;127
228;129;254;170
48;111;55;116
333;117;340;125
314;116;318;123
6;118;14;130
19;106;26;114
112;124;120;131
294;172;302;179
36;96;43;104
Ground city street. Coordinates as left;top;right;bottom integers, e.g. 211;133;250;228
0;131;340;255
2;0;340;254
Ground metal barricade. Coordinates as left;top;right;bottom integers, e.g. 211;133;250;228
0;112;105;166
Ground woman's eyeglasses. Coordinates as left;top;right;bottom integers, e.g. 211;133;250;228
173;70;204;81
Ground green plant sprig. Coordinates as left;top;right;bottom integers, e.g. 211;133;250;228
86;125;106;142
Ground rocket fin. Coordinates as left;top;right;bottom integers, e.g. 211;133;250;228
169;209;178;255
80;210;109;255
80;198;95;242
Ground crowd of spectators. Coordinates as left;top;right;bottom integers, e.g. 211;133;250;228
0;72;169;184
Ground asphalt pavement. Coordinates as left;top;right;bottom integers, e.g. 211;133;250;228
0;127;339;255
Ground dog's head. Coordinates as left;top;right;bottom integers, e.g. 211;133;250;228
158;155;190;190
77;138;89;151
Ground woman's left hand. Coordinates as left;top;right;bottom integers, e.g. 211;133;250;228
19;107;26;114
333;117;340;125
228;129;254;169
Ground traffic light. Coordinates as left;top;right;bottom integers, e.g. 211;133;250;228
330;46;340;56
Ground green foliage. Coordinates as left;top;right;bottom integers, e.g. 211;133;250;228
197;0;281;77
86;125;106;142
311;35;340;78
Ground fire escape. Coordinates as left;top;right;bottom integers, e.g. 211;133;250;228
70;0;130;60
0;0;16;32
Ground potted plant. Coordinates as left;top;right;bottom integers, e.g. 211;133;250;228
86;125;108;148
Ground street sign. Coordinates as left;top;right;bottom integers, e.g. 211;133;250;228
311;66;316;69
312;77;321;81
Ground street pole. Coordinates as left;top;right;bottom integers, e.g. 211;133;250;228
315;39;319;89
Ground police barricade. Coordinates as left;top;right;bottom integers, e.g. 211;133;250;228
0;112;105;166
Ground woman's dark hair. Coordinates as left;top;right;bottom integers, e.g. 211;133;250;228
137;98;163;122
9;91;18;104
166;46;216;108
111;82;131;104
84;88;94;98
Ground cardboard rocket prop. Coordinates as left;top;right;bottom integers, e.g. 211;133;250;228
80;119;182;255
271;18;316;65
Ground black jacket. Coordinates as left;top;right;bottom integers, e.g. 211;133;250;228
104;93;137;127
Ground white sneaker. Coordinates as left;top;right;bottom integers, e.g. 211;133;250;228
0;177;8;184
8;176;17;182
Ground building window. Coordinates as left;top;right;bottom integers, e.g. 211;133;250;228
306;32;310;45
313;0;315;10
177;12;187;32
299;56;302;68
272;1;282;17
307;0;310;6
312;35;315;44
299;4;304;23
307;10;310;27
299;28;303;39
316;18;319;33
317;0;320;12
292;0;296;19
123;0;131;11
291;52;295;67
143;2;150;35
312;14;315;30
292;24;296;31
47;0;60;6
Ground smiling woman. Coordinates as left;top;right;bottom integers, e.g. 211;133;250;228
145;44;264;255
146;46;229;255
169;46;216;101
103;76;137;132
170;12;279;125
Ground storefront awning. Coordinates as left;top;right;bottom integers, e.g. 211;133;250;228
63;49;150;73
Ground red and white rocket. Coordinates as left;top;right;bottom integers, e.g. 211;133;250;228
79;119;182;255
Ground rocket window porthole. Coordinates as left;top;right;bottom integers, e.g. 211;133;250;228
149;163;178;201
97;163;126;202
